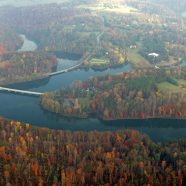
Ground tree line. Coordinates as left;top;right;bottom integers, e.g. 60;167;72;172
41;67;186;120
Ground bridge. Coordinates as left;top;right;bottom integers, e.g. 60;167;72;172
0;57;86;96
0;86;44;96
47;62;82;76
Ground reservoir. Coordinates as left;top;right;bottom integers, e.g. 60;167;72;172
0;35;186;142
18;34;37;52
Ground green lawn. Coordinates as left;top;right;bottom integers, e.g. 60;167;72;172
177;79;186;86
127;49;150;67
79;97;90;109
158;56;180;67
157;81;182;92
90;58;109;65
78;4;139;14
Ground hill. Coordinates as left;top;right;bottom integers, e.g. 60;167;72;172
0;117;185;185
41;67;186;120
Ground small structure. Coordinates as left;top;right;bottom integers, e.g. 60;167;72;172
155;65;160;69
130;45;137;49
148;53;159;64
148;53;159;57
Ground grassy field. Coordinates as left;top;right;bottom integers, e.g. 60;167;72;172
78;4;139;14
177;79;186;85
127;48;150;67
158;56;180;67
157;81;182;93
79;97;90;109
89;58;109;65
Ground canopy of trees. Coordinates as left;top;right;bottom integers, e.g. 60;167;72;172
0;0;185;71
140;35;169;63
0;52;57;85
41;67;186;120
0;117;185;186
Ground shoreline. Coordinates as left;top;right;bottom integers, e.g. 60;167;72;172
99;116;186;122
40;104;186;122
1;58;185;87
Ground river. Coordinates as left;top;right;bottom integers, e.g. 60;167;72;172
18;34;37;52
0;35;186;142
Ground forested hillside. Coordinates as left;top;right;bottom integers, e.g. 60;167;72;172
0;52;57;85
0;117;185;185
41;67;186;120
0;27;23;53
0;0;185;74
0;1;185;185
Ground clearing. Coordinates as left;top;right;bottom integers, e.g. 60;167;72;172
157;81;182;93
89;58;109;65
127;48;150;67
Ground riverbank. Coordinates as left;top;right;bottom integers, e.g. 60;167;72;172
1;91;186;142
0;33;184;86
40;67;186;122
0;35;186;142
0;51;57;85
18;34;37;52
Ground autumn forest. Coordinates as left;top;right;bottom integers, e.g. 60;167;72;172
0;0;185;185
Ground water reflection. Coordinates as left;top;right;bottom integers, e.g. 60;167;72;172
17;34;37;52
0;36;185;142
5;77;50;90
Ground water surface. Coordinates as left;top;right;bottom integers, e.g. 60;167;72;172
1;59;186;142
18;34;37;52
0;37;186;142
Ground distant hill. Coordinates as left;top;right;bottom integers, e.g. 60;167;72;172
0;0;69;7
150;0;186;13
0;0;185;13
